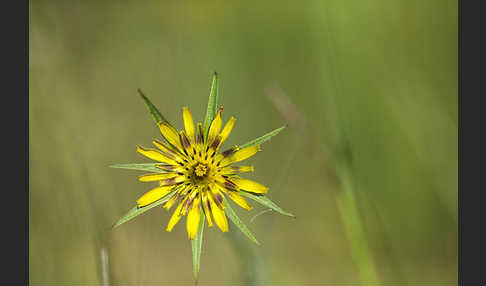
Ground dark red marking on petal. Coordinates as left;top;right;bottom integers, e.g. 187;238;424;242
223;180;238;191
221;147;236;157
180;132;192;149
215;193;223;203
210;136;222;150
156;164;177;171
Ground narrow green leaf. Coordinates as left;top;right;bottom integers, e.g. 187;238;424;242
223;197;260;245
109;163;167;173
112;189;177;228
138;88;169;124
203;72;219;141
191;207;205;280
239;125;287;149
240;192;295;218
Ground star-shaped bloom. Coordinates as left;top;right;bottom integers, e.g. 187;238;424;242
137;106;268;239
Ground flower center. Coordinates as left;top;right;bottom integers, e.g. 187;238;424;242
194;163;208;177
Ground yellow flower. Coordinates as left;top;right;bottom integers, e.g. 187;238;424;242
136;106;268;239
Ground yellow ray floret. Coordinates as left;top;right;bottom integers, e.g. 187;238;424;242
158;121;184;152
182;107;195;141
138;172;180;182
223;188;252;210
167;198;185;232
219;117;236;145
152;140;185;162
219;165;254;175
229;177;269;193
137;185;175;207
164;191;181;210
137;146;178;165
219;145;261;167
201;191;214;226
186;199;201;239
208;192;228;232
207;108;223;145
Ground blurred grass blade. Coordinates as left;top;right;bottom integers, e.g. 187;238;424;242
112;189;177;228
203;72;219;141
239;125;287;149
138;88;169;124
336;169;380;286
109;163;166;173
100;247;110;286
223;197;260;245
191;207;205;280
240;192;295;218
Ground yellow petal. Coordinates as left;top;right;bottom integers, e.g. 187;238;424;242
207;135;222;155
224;189;252;210
219;145;261;167
181;188;199;214
219;117;236;145
214;176;239;191
179;131;194;155
166;201;184;232
219;165;254;175
162;176;186;186
178;184;192;199
158;122;184;152
209;185;225;208
137;185;175;207
137;146;178;165
182;107;196;141
196;123;204;146
138;172;179;182
229;177;269;193
155;164;184;172
208;193;228;232
207;107;223;145
201;191;213;226
152;140;184;162
186;200;201;239
221;145;239;156
164;192;180;210
213;153;224;164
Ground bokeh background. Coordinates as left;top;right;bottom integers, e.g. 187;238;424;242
29;0;457;285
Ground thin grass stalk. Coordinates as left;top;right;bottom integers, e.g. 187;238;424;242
225;86;305;286
305;0;382;284
336;167;380;286
100;247;110;286
325;95;381;286
265;65;380;286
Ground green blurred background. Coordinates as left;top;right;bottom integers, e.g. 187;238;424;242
29;0;457;285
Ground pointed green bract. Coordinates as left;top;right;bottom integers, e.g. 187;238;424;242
240;192;295;218
112;189;177;228
203;72;219;141
223;197;260;245
138;89;181;150
109;163;167;173
138;88;169;124
239;125;287;149
191;207;205;280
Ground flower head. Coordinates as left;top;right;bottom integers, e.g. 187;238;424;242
111;74;293;280
136;106;268;239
